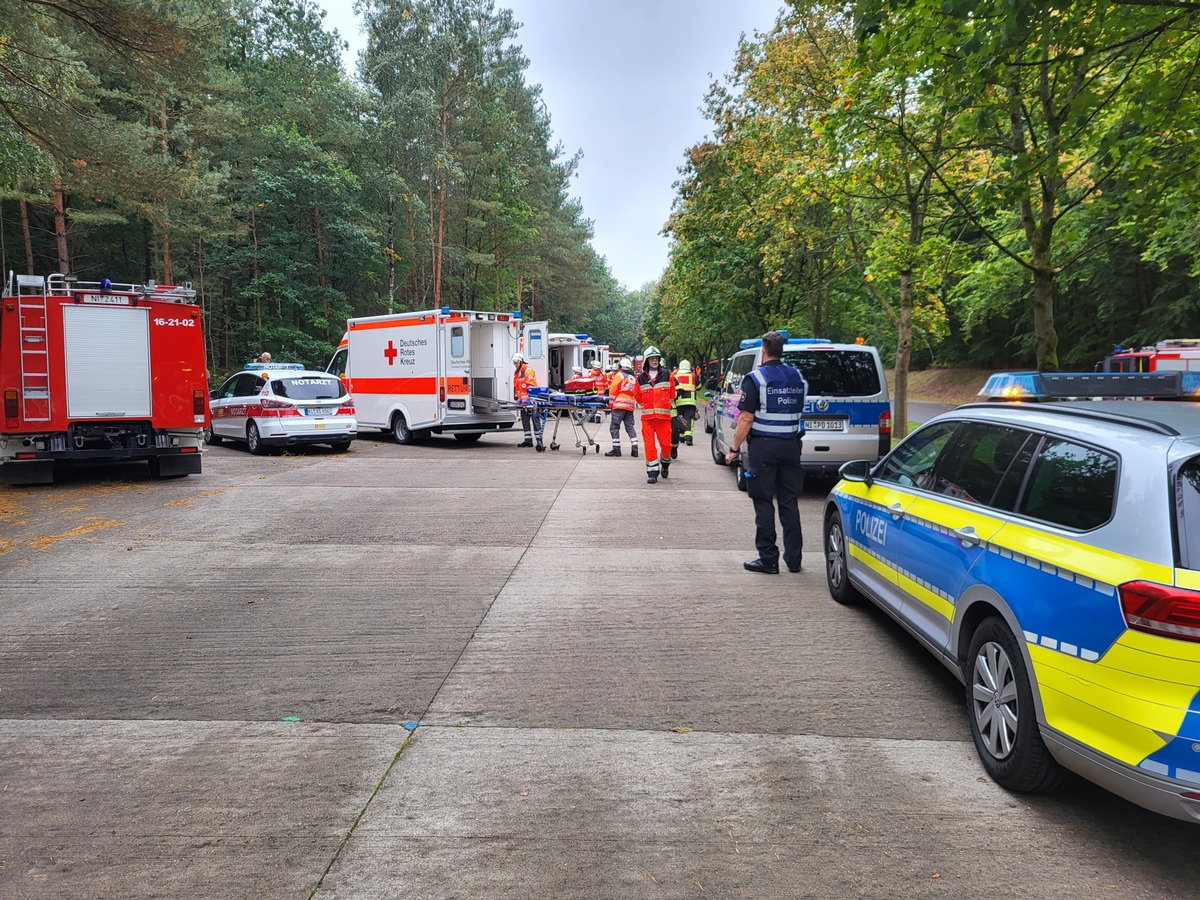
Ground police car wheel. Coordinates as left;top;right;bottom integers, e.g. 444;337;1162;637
202;426;221;446
393;413;415;445
735;463;747;492
704;417;714;434
824;511;863;605
711;432;728;467
966;617;1065;793
330;439;352;452
247;421;268;456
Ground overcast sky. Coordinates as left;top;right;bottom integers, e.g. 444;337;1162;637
320;0;783;290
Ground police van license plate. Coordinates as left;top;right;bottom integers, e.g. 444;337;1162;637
805;418;845;432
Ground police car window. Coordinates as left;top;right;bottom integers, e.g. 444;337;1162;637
273;376;346;401
1019;438;1117;530
783;350;881;397
1175;458;1200;570
876;421;959;488
930;424;1034;509
218;376;239;398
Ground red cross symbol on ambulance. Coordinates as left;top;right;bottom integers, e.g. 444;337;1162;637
385;340;398;365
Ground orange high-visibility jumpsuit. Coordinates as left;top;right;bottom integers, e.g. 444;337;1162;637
634;367;676;482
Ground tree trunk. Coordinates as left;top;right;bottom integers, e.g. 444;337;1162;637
250;205;261;329
387;193;396;314
894;271;914;441
19;199;35;274
52;179;69;274
314;205;326;289
162;231;173;285
1032;253;1058;372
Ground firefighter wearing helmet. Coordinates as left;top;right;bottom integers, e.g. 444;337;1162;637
513;352;544;450
605;356;639;457
632;346;676;483
674;359;698;447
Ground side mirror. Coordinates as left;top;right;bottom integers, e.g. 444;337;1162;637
838;459;874;486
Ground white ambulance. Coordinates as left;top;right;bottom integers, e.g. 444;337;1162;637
547;333;610;389
327;307;548;444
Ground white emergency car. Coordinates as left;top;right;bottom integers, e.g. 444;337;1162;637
205;363;356;454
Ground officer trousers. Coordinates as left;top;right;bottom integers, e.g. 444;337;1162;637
609;409;638;447
519;407;544;440
676;404;697;438
744;435;804;569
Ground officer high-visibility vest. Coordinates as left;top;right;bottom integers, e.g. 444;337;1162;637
748;363;806;438
675;371;697;407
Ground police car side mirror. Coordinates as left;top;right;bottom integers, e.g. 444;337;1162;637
839;459;874;486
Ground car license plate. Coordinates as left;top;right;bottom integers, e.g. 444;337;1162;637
305;408;331;417
806;418;845;432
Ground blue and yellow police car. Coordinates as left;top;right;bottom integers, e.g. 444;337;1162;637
825;371;1200;822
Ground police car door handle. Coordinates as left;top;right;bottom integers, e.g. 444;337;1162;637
956;525;980;547
889;502;905;520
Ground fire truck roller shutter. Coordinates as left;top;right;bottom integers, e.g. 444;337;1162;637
63;305;152;418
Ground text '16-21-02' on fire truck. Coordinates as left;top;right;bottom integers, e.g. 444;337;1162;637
0;272;208;485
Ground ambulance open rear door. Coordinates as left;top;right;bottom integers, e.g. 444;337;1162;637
522;320;549;390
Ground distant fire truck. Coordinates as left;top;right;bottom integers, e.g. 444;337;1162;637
1100;339;1200;373
1;273;208;485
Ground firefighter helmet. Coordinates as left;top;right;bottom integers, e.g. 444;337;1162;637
643;345;662;361
619;357;634;372
512;352;526;364
678;360;691;373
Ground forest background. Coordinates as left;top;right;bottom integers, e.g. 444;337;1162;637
2;0;1199;432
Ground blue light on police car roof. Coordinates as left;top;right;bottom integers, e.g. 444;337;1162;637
978;372;1047;399
245;362;305;371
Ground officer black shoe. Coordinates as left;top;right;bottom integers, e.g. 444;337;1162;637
647;471;658;484
517;439;533;448
660;462;670;479
631;447;639;458
743;558;780;574
787;559;802;573
604;448;621;457
685;437;693;446
670;447;678;459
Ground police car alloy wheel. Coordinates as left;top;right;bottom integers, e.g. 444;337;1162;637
735;463;747;492
824;511;863;605
966;617;1064;793
330;438;352;452
711;432;728;467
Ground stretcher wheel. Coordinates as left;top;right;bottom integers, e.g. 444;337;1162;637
593;444;600;453
550;442;559;451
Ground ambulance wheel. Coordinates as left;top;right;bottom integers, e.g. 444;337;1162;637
202;426;221;446
247;421;268;455
734;462;747;492
392;413;415;445
966;617;1066;793
454;433;482;444
330;439;352;452
711;432;728;467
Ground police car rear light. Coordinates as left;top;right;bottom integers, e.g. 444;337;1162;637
4;390;17;419
879;409;891;435
1120;581;1200;642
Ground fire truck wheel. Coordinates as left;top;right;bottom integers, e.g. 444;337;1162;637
392;413;415;445
330;439;352;452
247;421;269;455
202;426;221;446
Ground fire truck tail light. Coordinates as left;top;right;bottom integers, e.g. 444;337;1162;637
1120;581;1200;642
4;390;17;419
193;389;205;417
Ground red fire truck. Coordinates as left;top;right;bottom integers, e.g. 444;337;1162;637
1;273;208;485
1101;339;1200;373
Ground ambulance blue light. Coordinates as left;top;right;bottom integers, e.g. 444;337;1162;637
576;334;589;340
513;310;522;319
440;306;450;314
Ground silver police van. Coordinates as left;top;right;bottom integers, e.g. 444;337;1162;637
711;337;891;486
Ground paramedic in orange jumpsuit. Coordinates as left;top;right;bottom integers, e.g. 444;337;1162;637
605;357;638;457
513;352;543;450
633;346;676;483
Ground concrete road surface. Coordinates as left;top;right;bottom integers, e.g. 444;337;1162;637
1;431;1197;898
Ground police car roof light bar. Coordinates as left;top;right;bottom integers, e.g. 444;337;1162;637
244;362;306;371
979;371;1200;401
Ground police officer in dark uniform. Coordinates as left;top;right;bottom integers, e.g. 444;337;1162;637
725;331;808;574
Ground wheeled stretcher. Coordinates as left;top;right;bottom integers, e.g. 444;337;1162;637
520;390;609;454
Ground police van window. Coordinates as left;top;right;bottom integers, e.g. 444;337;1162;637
931;424;1034;509
782;349;881;396
1019;439;1117;530
876;421;959;489
1175;458;1200;569
728;353;753;391
450;326;465;358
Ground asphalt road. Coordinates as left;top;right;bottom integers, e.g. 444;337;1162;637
1;428;1197;898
